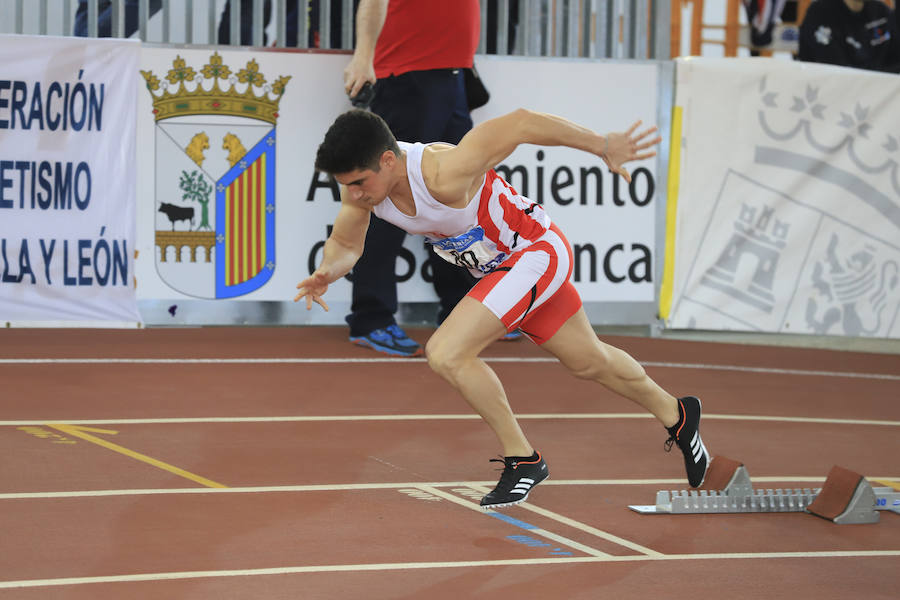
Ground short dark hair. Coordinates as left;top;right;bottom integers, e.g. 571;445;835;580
315;109;401;175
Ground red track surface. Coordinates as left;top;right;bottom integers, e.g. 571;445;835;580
0;327;898;599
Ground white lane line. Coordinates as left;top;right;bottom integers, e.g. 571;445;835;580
6;476;897;500
641;361;900;381
468;484;663;557
0;356;897;380
418;486;611;558
1;413;898;427
1;551;898;589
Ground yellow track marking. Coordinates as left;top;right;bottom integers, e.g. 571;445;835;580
46;424;226;489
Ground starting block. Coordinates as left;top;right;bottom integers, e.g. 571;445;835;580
628;457;900;524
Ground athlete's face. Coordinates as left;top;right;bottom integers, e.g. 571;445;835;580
334;151;395;208
336;168;386;207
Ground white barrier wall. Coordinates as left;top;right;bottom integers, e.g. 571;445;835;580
135;48;663;324
0;35;141;326
663;58;900;339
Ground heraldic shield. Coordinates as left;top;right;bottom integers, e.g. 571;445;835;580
141;53;289;298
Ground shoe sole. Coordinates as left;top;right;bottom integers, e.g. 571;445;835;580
350;337;423;357
480;475;549;510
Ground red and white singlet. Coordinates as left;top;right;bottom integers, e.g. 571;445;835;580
373;142;582;343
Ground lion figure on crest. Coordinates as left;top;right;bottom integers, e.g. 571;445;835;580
185;132;209;167
223;133;247;167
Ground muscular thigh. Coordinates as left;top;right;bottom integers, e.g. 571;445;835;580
428;297;508;360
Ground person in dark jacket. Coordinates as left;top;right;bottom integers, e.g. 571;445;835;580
799;0;900;72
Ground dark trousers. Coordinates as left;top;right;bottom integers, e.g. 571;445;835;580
346;69;478;336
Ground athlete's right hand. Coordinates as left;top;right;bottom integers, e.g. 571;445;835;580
294;270;331;311
600;121;662;184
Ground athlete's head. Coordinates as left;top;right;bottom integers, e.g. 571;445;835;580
315;109;400;175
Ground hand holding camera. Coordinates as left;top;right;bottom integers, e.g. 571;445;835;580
350;81;375;109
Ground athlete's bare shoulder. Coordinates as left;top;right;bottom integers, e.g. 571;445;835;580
421;143;481;208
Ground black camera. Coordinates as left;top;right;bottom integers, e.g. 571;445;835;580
350;82;374;109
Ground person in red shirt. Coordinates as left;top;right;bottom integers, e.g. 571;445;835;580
339;0;506;357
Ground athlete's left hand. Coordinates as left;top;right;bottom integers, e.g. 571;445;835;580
600;121;662;183
294;270;331;311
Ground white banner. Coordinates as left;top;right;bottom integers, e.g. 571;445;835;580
666;58;900;338
135;50;661;319
0;35;141;325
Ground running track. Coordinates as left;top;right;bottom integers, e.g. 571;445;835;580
0;327;898;599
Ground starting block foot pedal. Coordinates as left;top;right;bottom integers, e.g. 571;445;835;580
807;465;879;525
628;456;750;514
700;456;751;495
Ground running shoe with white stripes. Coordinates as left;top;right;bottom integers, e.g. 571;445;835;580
480;451;549;509
664;395;710;488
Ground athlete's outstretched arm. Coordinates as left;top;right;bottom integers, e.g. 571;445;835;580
445;108;661;184
294;189;370;311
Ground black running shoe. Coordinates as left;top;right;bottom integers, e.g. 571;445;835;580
480;451;549;509
665;396;710;488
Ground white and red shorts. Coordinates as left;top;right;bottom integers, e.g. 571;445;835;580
467;224;582;345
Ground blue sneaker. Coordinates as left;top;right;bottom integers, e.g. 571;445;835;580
350;325;423;357
500;329;523;341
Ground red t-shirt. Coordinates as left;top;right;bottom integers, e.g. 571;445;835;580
373;0;480;79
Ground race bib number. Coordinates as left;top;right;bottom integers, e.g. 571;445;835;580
429;226;508;275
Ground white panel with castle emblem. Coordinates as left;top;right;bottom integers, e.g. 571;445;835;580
667;58;900;338
674;171;822;332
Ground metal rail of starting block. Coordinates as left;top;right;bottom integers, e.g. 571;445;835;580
628;461;900;524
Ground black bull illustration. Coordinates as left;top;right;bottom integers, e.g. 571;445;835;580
158;202;195;231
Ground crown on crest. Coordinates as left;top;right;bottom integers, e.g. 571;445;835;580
140;53;290;124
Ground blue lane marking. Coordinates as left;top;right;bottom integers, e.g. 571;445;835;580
508;534;550;547
487;512;574;556
506;534;573;557
487;511;537;530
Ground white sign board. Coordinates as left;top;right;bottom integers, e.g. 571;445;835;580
0;35;141;325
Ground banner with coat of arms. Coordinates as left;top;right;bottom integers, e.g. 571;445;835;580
663;58;900;338
141;52;287;299
135;51;662;323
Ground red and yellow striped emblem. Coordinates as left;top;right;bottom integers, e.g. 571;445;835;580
224;153;268;286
